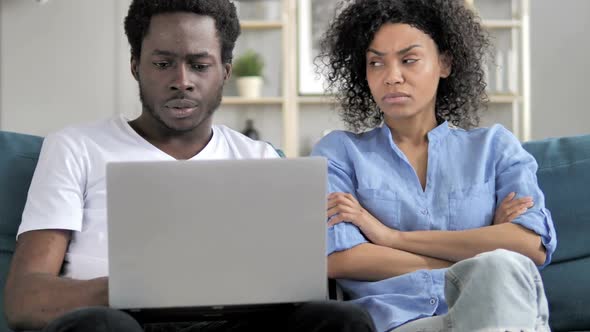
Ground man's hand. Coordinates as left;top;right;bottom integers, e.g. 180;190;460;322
327;192;397;247
493;192;534;225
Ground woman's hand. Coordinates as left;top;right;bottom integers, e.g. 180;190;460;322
493;192;534;225
327;192;397;247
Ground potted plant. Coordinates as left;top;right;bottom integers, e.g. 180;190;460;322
233;50;264;98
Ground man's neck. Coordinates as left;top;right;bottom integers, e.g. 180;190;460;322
129;115;213;160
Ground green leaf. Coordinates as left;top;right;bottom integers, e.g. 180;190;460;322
233;50;264;77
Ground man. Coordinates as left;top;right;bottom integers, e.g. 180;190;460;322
3;1;376;331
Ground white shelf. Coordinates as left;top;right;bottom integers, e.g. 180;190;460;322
482;19;522;29
297;94;521;105
222;96;284;105
298;96;335;105
489;93;522;103
240;21;283;30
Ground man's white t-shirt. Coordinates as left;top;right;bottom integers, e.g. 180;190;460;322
17;115;279;280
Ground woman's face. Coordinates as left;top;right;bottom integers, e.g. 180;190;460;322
366;23;451;123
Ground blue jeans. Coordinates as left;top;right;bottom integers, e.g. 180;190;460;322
392;249;550;332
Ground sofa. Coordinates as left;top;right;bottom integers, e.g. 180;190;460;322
1;129;589;332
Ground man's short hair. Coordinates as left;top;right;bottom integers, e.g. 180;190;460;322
124;0;241;64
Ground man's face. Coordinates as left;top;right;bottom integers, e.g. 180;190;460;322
132;13;231;133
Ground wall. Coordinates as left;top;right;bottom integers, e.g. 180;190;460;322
0;0;116;136
530;0;590;139
0;0;588;142
0;0;288;148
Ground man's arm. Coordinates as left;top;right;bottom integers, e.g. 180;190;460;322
4;230;108;331
328;242;452;281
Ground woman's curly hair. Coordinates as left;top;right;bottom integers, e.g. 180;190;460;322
124;0;240;64
318;0;491;132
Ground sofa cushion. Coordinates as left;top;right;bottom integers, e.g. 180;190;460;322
523;135;590;263
540;256;590;332
523;134;590;332
0;131;43;240
0;131;43;332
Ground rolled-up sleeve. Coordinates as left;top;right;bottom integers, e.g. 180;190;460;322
493;126;557;268
311;132;368;256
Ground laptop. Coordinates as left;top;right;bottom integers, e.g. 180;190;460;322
106;157;327;322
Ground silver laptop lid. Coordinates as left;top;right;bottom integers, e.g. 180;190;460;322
107;157;327;310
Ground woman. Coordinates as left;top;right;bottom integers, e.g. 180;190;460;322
311;0;557;331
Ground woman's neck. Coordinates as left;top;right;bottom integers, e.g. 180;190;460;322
385;111;438;146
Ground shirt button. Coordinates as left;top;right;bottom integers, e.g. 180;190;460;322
429;298;437;305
